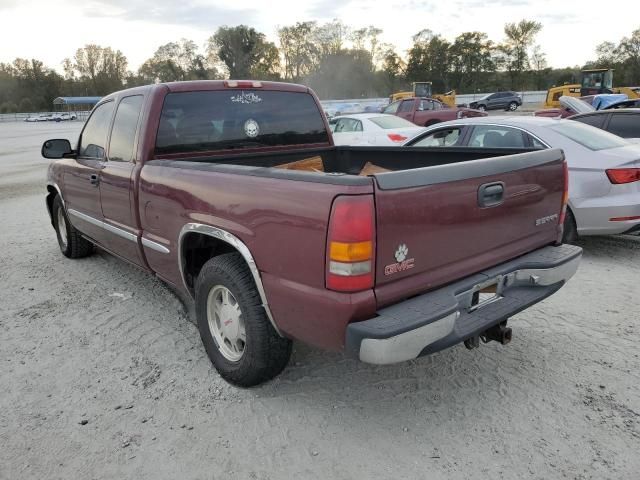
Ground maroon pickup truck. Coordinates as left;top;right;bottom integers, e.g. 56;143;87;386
383;97;487;126
43;80;581;386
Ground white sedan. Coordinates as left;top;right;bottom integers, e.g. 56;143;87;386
403;116;640;241
330;113;426;146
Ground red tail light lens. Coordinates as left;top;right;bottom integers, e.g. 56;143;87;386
387;133;408;143
326;195;375;292
606;168;640;184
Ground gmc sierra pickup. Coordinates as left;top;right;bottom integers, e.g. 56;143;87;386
43;80;582;386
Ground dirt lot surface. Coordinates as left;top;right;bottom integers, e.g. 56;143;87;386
1;121;639;480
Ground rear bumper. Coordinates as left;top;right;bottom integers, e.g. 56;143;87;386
345;244;582;365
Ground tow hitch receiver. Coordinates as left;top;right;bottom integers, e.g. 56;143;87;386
464;321;512;350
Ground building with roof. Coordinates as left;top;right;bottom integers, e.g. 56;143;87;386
53;97;102;112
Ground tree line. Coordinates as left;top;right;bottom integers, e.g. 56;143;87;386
1;20;639;113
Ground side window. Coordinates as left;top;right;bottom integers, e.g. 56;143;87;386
384;101;400;114
468;125;526;148
432;100;442;110
79;101;115;159
411;128;462;147
573;114;606;129
334;118;359;133
526;134;547;149
607;114;638;138
108;95;144;162
398;100;415;113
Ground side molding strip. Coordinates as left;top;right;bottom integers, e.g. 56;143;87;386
178;223;283;337
67;209;137;243
141;237;170;254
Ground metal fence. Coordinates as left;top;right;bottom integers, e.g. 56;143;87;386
319;91;547;112
0;111;91;123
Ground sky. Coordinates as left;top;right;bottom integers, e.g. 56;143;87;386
0;0;637;72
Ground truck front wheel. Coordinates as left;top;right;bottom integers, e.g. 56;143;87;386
52;195;93;258
195;253;292;387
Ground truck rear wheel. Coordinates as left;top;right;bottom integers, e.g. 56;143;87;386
53;196;93;258
195;253;292;387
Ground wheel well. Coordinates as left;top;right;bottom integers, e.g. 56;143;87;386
181;232;238;292
46;186;58;225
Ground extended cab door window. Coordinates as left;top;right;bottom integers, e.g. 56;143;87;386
108;95;144;162
78;101;115;159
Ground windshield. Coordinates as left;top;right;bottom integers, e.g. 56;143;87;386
155;90;330;155
549;120;629;151
369;116;416;129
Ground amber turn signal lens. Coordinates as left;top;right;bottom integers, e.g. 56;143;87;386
329;241;373;262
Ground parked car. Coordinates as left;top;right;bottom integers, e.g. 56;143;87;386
42;80;580;386
570;109;640;142
404;116;640;241
52;112;77;122
534;96;592;118
468;91;522;111
535;97;640;141
382;97;487;127
27;113;53;122
603;98;640;109
330;113;425;146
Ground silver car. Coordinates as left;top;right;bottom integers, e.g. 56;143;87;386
404;116;640;241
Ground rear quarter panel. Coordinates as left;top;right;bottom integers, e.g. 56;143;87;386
138;164;376;349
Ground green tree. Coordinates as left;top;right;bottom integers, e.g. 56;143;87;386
66;45;128;95
449;32;495;92
499;20;542;89
406;30;451;93
138;39;215;83
278;21;318;82
207;25;280;79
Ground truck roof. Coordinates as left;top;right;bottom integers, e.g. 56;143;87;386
100;81;312;102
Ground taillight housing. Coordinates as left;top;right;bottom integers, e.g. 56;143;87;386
606;168;640;184
387;133;408;143
224;80;263;88
326;195;375;292
557;160;569;244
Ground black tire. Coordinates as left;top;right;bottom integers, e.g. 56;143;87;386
195;253;292;387
562;209;578;244
477;104;487;111
52;195;93;258
507;101;518;111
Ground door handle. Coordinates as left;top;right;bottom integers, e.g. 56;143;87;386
478;182;505;207
90;174;99;186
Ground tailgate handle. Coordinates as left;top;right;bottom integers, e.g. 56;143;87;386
478;182;505;208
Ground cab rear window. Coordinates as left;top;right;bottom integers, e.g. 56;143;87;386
155;90;330;154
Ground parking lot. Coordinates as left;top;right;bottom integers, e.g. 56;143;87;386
1;120;639;479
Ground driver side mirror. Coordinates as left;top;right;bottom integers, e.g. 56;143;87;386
42;139;74;159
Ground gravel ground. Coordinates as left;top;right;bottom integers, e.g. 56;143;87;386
1;121;639;480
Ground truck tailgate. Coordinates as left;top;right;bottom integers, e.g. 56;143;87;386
372;149;565;306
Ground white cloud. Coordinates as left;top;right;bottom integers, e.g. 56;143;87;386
0;0;637;71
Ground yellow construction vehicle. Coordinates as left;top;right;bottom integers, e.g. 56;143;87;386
390;82;457;107
543;68;640;108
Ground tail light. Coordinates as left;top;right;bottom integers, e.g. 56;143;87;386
387;133;408;143
326;195;375;292
606;168;640;184
557;160;569;243
224;80;263;88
